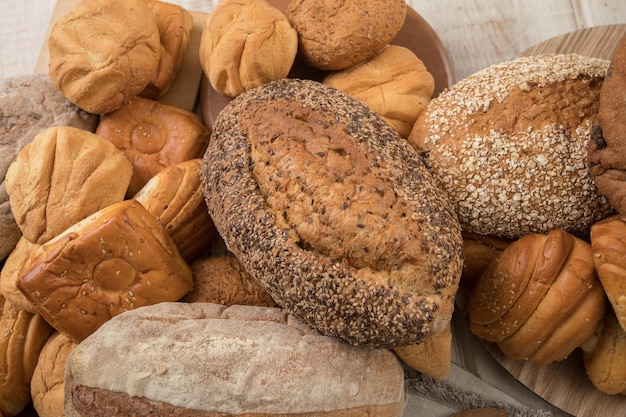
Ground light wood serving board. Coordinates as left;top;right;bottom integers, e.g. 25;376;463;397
478;24;626;417
34;0;208;112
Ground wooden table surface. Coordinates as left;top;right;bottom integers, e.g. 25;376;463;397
3;1;626;417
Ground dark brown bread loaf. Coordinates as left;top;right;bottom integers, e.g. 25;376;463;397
201;78;464;348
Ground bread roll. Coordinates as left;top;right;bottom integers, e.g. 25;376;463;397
0;297;54;417
409;54;613;240
468;229;606;363
461;232;511;282
590;214;626;330
17;199;193;343
199;0;298;98
96;96;210;196
323;45;435;138
64;302;406;417
286;0;406;70
31;332;77;417
392;323;452;379
5;126;133;245
182;255;276;307
0;237;41;313
140;0;193;99
0;74;98;260
201;78;464;348
48;0;160;114
133;158;216;262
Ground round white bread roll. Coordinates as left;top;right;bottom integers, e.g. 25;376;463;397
64;302;406;417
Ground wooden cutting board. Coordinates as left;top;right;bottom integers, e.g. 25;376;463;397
477;24;626;417
34;0;208;112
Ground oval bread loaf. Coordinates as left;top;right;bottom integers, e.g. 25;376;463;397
201;78;464;348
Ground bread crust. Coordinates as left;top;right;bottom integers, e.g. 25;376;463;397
201;78;463;348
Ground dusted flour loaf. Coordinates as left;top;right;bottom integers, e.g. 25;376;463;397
201;78;463;348
64;302;406;417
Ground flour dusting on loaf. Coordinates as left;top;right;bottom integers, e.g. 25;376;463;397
201;78;463;348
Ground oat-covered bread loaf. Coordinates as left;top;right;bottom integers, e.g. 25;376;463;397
590;214;626;330
323;45;435;138
0;74;98;260
589;34;626;214
201;78;463;348
286;0;406;70
140;0;193;99
468;229;607;364
182;256;276;307
5;126;133;245
64;302;406;417
0;297;54;417
31;332;77;417
16;199;193;343
409;54;613;240
48;0;160;114
133;158;216;262
199;0;298;98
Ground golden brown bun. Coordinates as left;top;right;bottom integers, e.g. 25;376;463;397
461;231;511;283
0;297;54;417
201;79;464;348
64;302;406;417
286;0;406;70
31;332;77;417
0;237;41;313
589;34;626;214
323;45;435;138
582;310;626;395
590;214;626;330
5;126;133;244
410;54;613;240
133;159;216;262
48;0;160;114
140;0;193;99
468;230;606;363
16;199;193;343
199;0;298;98
392;323;451;379
182;256;276;307
96;96;210;196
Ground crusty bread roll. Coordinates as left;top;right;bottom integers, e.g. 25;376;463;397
133;158;216;262
468;229;606;363
199;0;298;98
0;237;40;313
581;309;626;395
323;45;435;138
0;74;99;261
182;255;276;307
409;54;613;240
392;323;452;379
16;199;193;343
589;34;626;214
286;0;406;70
0;296;54;417
31;332;77;417
461;231;511;282
140;0;193;99
201;78;464;348
96;96;210;196
590;214;626;330
5;126;133;245
48;0;161;114
64;302;406;417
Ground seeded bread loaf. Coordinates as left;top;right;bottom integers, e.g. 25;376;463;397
201;78;464;348
409;54;613;240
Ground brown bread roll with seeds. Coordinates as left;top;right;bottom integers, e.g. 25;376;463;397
201;78;464;348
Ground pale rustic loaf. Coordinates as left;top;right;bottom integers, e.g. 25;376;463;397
201;78;464;348
64;302;406;417
409;54;613;240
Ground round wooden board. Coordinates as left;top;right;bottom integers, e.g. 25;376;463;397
199;0;455;129
480;23;626;417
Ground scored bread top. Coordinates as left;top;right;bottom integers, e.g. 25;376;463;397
201;78;464;348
